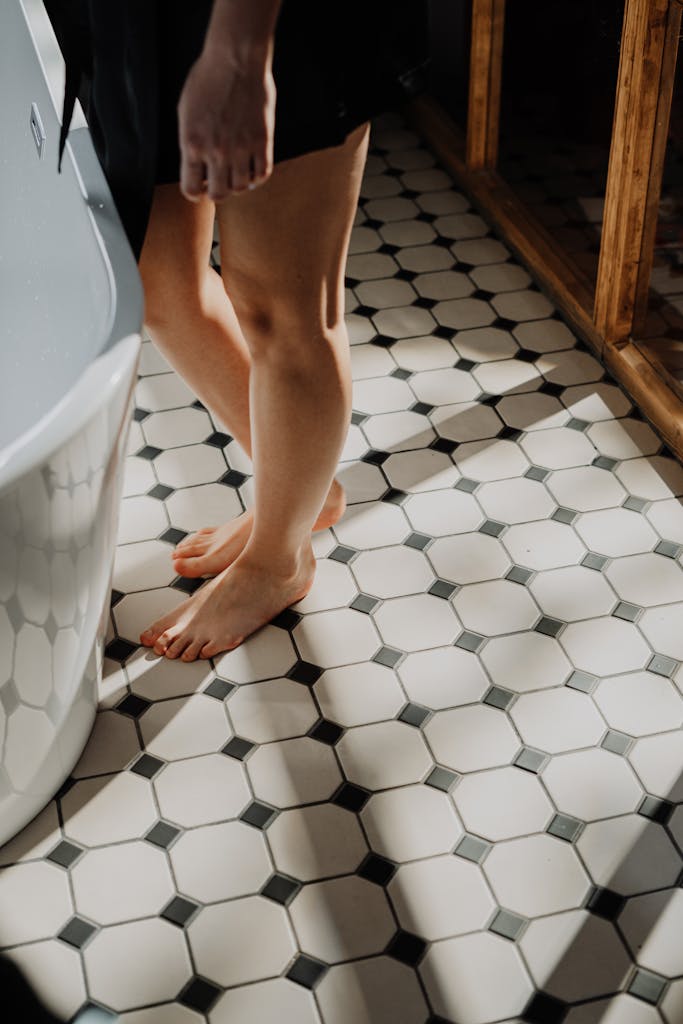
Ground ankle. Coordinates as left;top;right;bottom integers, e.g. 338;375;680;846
240;537;315;579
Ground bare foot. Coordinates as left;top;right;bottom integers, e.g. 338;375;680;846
172;477;346;578
139;545;316;661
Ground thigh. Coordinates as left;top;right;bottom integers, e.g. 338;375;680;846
215;123;370;330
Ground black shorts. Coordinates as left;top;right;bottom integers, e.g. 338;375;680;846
51;1;430;258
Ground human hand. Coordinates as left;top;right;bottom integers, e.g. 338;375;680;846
177;48;276;202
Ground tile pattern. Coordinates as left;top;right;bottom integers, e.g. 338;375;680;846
1;110;683;1024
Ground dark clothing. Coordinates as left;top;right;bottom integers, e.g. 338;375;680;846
50;1;431;260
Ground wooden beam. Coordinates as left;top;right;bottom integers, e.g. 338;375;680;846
594;0;674;347
466;0;506;169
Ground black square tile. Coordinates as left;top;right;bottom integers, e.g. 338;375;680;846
592;455;618;471
261;873;301;905
358;853;397;887
428;579;458;599
648;653;679;678
455;357;477;373
350;593;381;613
455;630;486;653
454;477;479;493
136;445;162;460
566;417;589;432
381;487;409;505
332;782;371;813
493;316;517;332
219;469;248;488
161;895;199;927
515;348;538;364
514;747;549;773
148;483;174;501
47;840;83;869
104;638;138;663
204;677;235;701
271;608;303;631
489;909;527;941
309;719;345;745
178;977;222;1013
116;693;151;718
525;465;550;482
479;519;506;538
551;507;577;525
371;334;397;348
628;968;668;1005
612;601;642;623
506;565;534;585
328;544;358;563
160;527;188;546
433;325;455;340
535;616;564;638
109;589;125;608
386;930;427;966
497;426;523;442
145;821;181;849
655;539;682;559
222;736;255;761
566;670;598;693
430;437;458;455
454;834;491;863
623;496;649;513
523;991;569;1023
585;886;626;921
404;531;431;550
133;407;151;422
601;730;632;755
172;576;205;595
286;954;328;989
192;399;206;410
483;686;515;711
582;551;609;572
479;393;500;407
472;289;495;303
425;766;459;792
130;753;165;779
362;448;391;466
58;917;97;949
411;401;434;416
397;703;430;728
240;800;278;830
547;813;583;843
638;794;675;825
287;660;324;686
372;645;403;668
391;367;413;380
205;430;231;448
351;410;368;426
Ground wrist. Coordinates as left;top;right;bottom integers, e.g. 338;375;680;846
204;0;280;62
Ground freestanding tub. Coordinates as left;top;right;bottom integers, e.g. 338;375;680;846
0;0;142;846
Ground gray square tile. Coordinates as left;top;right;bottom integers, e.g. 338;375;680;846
655;539;682;559
601;730;633;755
547;813;584;843
535;616;565;638
454;834;491;863
513;747;549;773
648;653;679;678
483;686;515;711
425;766;459;792
488;909;527;941
566;670;598;693
455;631;486;653
628;967;668;1005
612;601;642;623
455;477;480;493
582;552;609;571
506;565;535;585
623;496;649;513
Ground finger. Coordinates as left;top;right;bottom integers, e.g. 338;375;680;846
229;149;252;193
206;151;230;203
180;144;207;203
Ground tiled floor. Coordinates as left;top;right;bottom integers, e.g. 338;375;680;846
2;110;683;1024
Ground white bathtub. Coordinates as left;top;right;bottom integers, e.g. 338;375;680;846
0;0;142;845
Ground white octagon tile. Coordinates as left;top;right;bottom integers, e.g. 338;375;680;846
429;533;510;584
293;608;380;667
364;195;420;222
0;861;71;946
433;212;489;240
477;478;555;524
135;371;196;411
122;456;156;497
594;673;683;737
247;737;342;807
332;500;409;549
410;367;480;406
605;552;683;606
165;483;241;534
227;679;318;743
454;579;539;634
573;512;659;561
361;785;463;862
543;749;643;820
521;910;632;1002
5;940;86;1021
663;982;683;1024
513;319;577;353
337;461;387;504
143;407;213;449
452;237;511;265
0;800;61;867
453;766;554;841
560;619;651;675
341;421;374;460
413;270;474;300
62;773;158;847
373;593;459;651
113;539;176;593
127;650;214;701
315;663;405;727
484;834;590;916
536;350;604;386
629;732;683;800
416;187;469;213
139;694;230;761
72;841;174;925
353;545;434;598
431;402;502;443
72;710;141;778
620;889;683;978
433;297;495;330
84;919;191;1012
420;932;533;1024
640;606;683;660
170;820;271;903
529;566;617;621
347;251;399;279
379;219;436;248
383;449;459;492
496;393;568;432
390;855;496;940
373;305;436;340
117;495;168;544
391;334;458;371
471;263;531;293
615;456;683;500
268;804;368;882
210;979;319;1024
316;957;428;1024
425;705;520;773
353;376;415;415
522;429;597;471
137;341;173;376
480;632;572;691
588;419;660;459
547;467;627;511
336;721;432;790
290;876;395;962
396;245;453;274
472;358;543;397
578;815;682;895
350;342;395;380
188;897;296;987
153;754;249;828
214;624;297;683
503;520;586;570
155;445;226;489
510;689;606;753
646;497;683;544
398;645;489;709
562;382;633;422
456;439;532;482
454;326;518;363
492;290;555;322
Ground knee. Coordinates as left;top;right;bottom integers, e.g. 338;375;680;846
228;278;346;358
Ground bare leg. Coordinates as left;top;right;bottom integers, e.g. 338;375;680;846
138;185;345;578
139;122;370;660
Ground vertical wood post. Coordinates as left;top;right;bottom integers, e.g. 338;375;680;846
595;0;680;347
466;0;506;170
